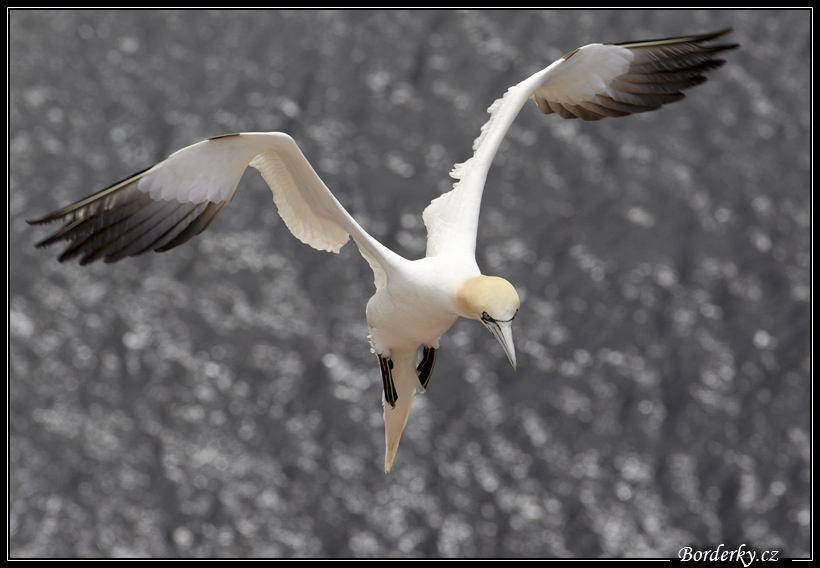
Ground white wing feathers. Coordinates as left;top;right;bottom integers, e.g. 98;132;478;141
30;30;735;278
28;132;401;287
422;67;556;258
247;134;399;288
423;29;736;258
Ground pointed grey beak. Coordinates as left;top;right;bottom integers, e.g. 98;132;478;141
480;316;517;370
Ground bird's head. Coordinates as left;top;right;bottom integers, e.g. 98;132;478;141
456;275;520;370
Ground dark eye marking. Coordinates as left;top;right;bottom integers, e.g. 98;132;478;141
482;309;517;324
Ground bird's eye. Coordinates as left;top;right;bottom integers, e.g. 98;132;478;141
481;311;492;322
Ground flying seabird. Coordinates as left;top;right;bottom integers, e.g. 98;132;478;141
28;29;737;472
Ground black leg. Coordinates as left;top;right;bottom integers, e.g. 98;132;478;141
378;354;397;408
416;346;437;390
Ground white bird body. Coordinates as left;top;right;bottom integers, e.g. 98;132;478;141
366;255;484;470
28;29;736;472
367;256;473;353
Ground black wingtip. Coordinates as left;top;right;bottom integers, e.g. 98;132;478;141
614;27;739;51
26;213;59;226
690;27;739;52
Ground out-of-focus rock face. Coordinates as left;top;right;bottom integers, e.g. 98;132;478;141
9;10;810;558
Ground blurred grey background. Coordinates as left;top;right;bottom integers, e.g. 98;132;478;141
9;9;810;559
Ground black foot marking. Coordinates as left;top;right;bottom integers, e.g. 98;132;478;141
378;354;397;408
416;346;437;390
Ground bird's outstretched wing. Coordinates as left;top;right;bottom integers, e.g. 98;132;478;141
423;29;738;259
28;132;404;288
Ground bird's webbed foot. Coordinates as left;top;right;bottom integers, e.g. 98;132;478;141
378;354;397;408
416;346;437;391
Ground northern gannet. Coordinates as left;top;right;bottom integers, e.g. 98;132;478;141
28;29;737;472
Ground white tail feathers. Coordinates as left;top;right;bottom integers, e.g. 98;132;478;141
382;355;421;473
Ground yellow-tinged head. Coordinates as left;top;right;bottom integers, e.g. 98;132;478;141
456;276;520;369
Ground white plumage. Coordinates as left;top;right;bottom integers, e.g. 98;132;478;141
28;29;736;472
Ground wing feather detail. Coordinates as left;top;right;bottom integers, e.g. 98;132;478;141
424;29;736;258
28;132;405;286
532;28;738;121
